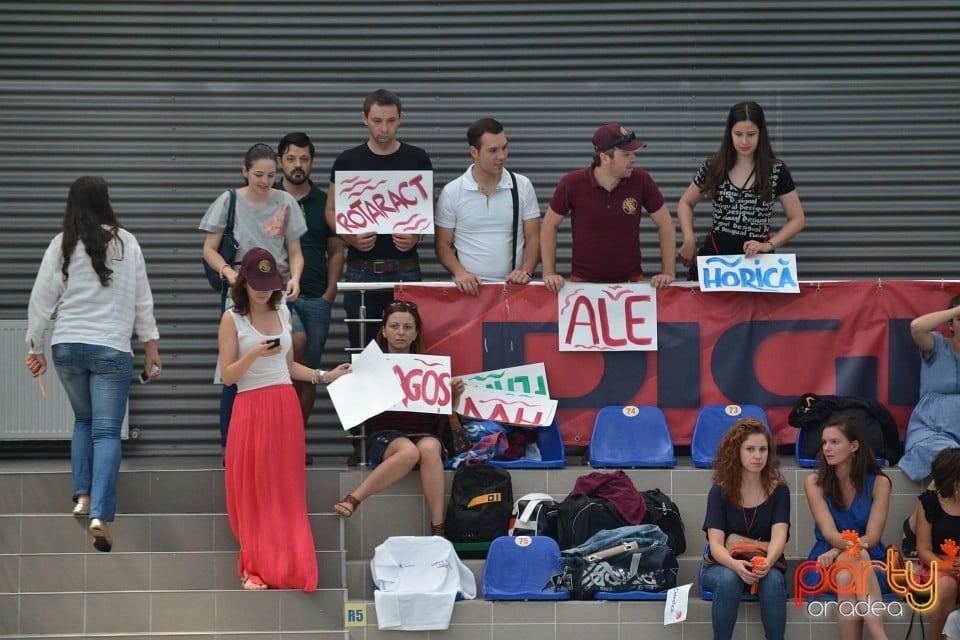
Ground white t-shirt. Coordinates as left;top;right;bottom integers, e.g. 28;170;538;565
435;166;540;280
371;536;476;631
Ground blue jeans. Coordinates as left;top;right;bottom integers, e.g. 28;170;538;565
287;295;332;368
343;265;421;349
52;343;132;522
700;563;786;640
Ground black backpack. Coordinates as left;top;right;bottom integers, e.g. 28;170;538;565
640;488;686;555
445;464;513;544
555;494;627;550
789;392;903;464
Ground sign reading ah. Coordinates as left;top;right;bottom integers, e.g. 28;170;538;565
333;170;434;235
382;353;452;414
557;283;657;352
697;253;799;293
461;363;549;397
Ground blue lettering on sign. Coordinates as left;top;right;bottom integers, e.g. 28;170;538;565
700;256;797;291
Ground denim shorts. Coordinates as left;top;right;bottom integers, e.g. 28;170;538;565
367;430;444;466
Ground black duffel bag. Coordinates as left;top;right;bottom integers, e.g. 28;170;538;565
561;541;678;599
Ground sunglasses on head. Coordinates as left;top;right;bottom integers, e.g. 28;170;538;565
606;130;636;151
388;300;418;311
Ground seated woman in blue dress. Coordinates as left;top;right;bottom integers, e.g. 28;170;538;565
898;294;960;481
803;415;891;640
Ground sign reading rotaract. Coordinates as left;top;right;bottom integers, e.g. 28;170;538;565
333;170;434;235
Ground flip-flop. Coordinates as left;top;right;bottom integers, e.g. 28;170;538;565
333;494;361;518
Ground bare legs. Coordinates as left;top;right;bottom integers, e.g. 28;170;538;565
335;436;445;529
833;552;888;640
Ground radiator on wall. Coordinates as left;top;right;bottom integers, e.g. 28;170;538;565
0;320;127;440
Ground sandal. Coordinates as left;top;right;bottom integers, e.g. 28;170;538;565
431;522;446;537
333;494;361;518
240;575;268;591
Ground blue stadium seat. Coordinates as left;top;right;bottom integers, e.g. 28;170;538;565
482;535;570;600
691;404;771;468
795;428;818;467
589;405;676;468
466;417;566;470
488;417;566;469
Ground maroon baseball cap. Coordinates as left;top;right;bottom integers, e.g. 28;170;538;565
240;248;283;292
592;123;647;152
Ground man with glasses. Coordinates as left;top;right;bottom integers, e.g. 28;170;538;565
434;117;541;296
277;132;344;464
540;122;676;292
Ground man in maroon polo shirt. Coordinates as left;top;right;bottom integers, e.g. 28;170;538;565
540;122;676;292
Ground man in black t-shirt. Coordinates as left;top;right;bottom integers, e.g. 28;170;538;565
323;89;433;350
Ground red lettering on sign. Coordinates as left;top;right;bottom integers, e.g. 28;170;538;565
564;296;599;345
394;365;451;407
624;294;653;345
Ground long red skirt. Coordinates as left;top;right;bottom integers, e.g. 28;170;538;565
225;384;317;591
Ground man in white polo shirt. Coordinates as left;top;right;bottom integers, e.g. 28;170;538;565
434;118;541;296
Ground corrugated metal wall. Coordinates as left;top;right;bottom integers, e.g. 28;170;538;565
1;1;957;456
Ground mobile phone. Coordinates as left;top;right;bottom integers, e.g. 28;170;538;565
265;337;280;348
138;364;160;384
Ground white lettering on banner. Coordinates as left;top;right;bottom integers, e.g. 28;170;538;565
557;283;657;352
334;170;434;235
382;354;452;414
697;254;799;293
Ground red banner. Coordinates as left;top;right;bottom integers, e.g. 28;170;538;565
399;281;955;447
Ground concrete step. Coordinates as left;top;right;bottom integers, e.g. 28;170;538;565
0;462;343;515
347;553;709;600
336;464;924;565
0;587;346;637
1;512;343;555
1;550;344;592
344;595;919;640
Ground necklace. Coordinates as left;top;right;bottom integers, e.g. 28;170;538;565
741;504;759;536
740;484;763;535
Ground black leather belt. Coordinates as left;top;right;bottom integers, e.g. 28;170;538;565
347;259;419;274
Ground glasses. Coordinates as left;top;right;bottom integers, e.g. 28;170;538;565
605;130;636;151
388;300;418;311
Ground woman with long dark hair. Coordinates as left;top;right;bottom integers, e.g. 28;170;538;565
803;415;891;640
915;447;960;639
25;175;162;552
677;101;805;269
701;417;790;640
219;247;349;590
